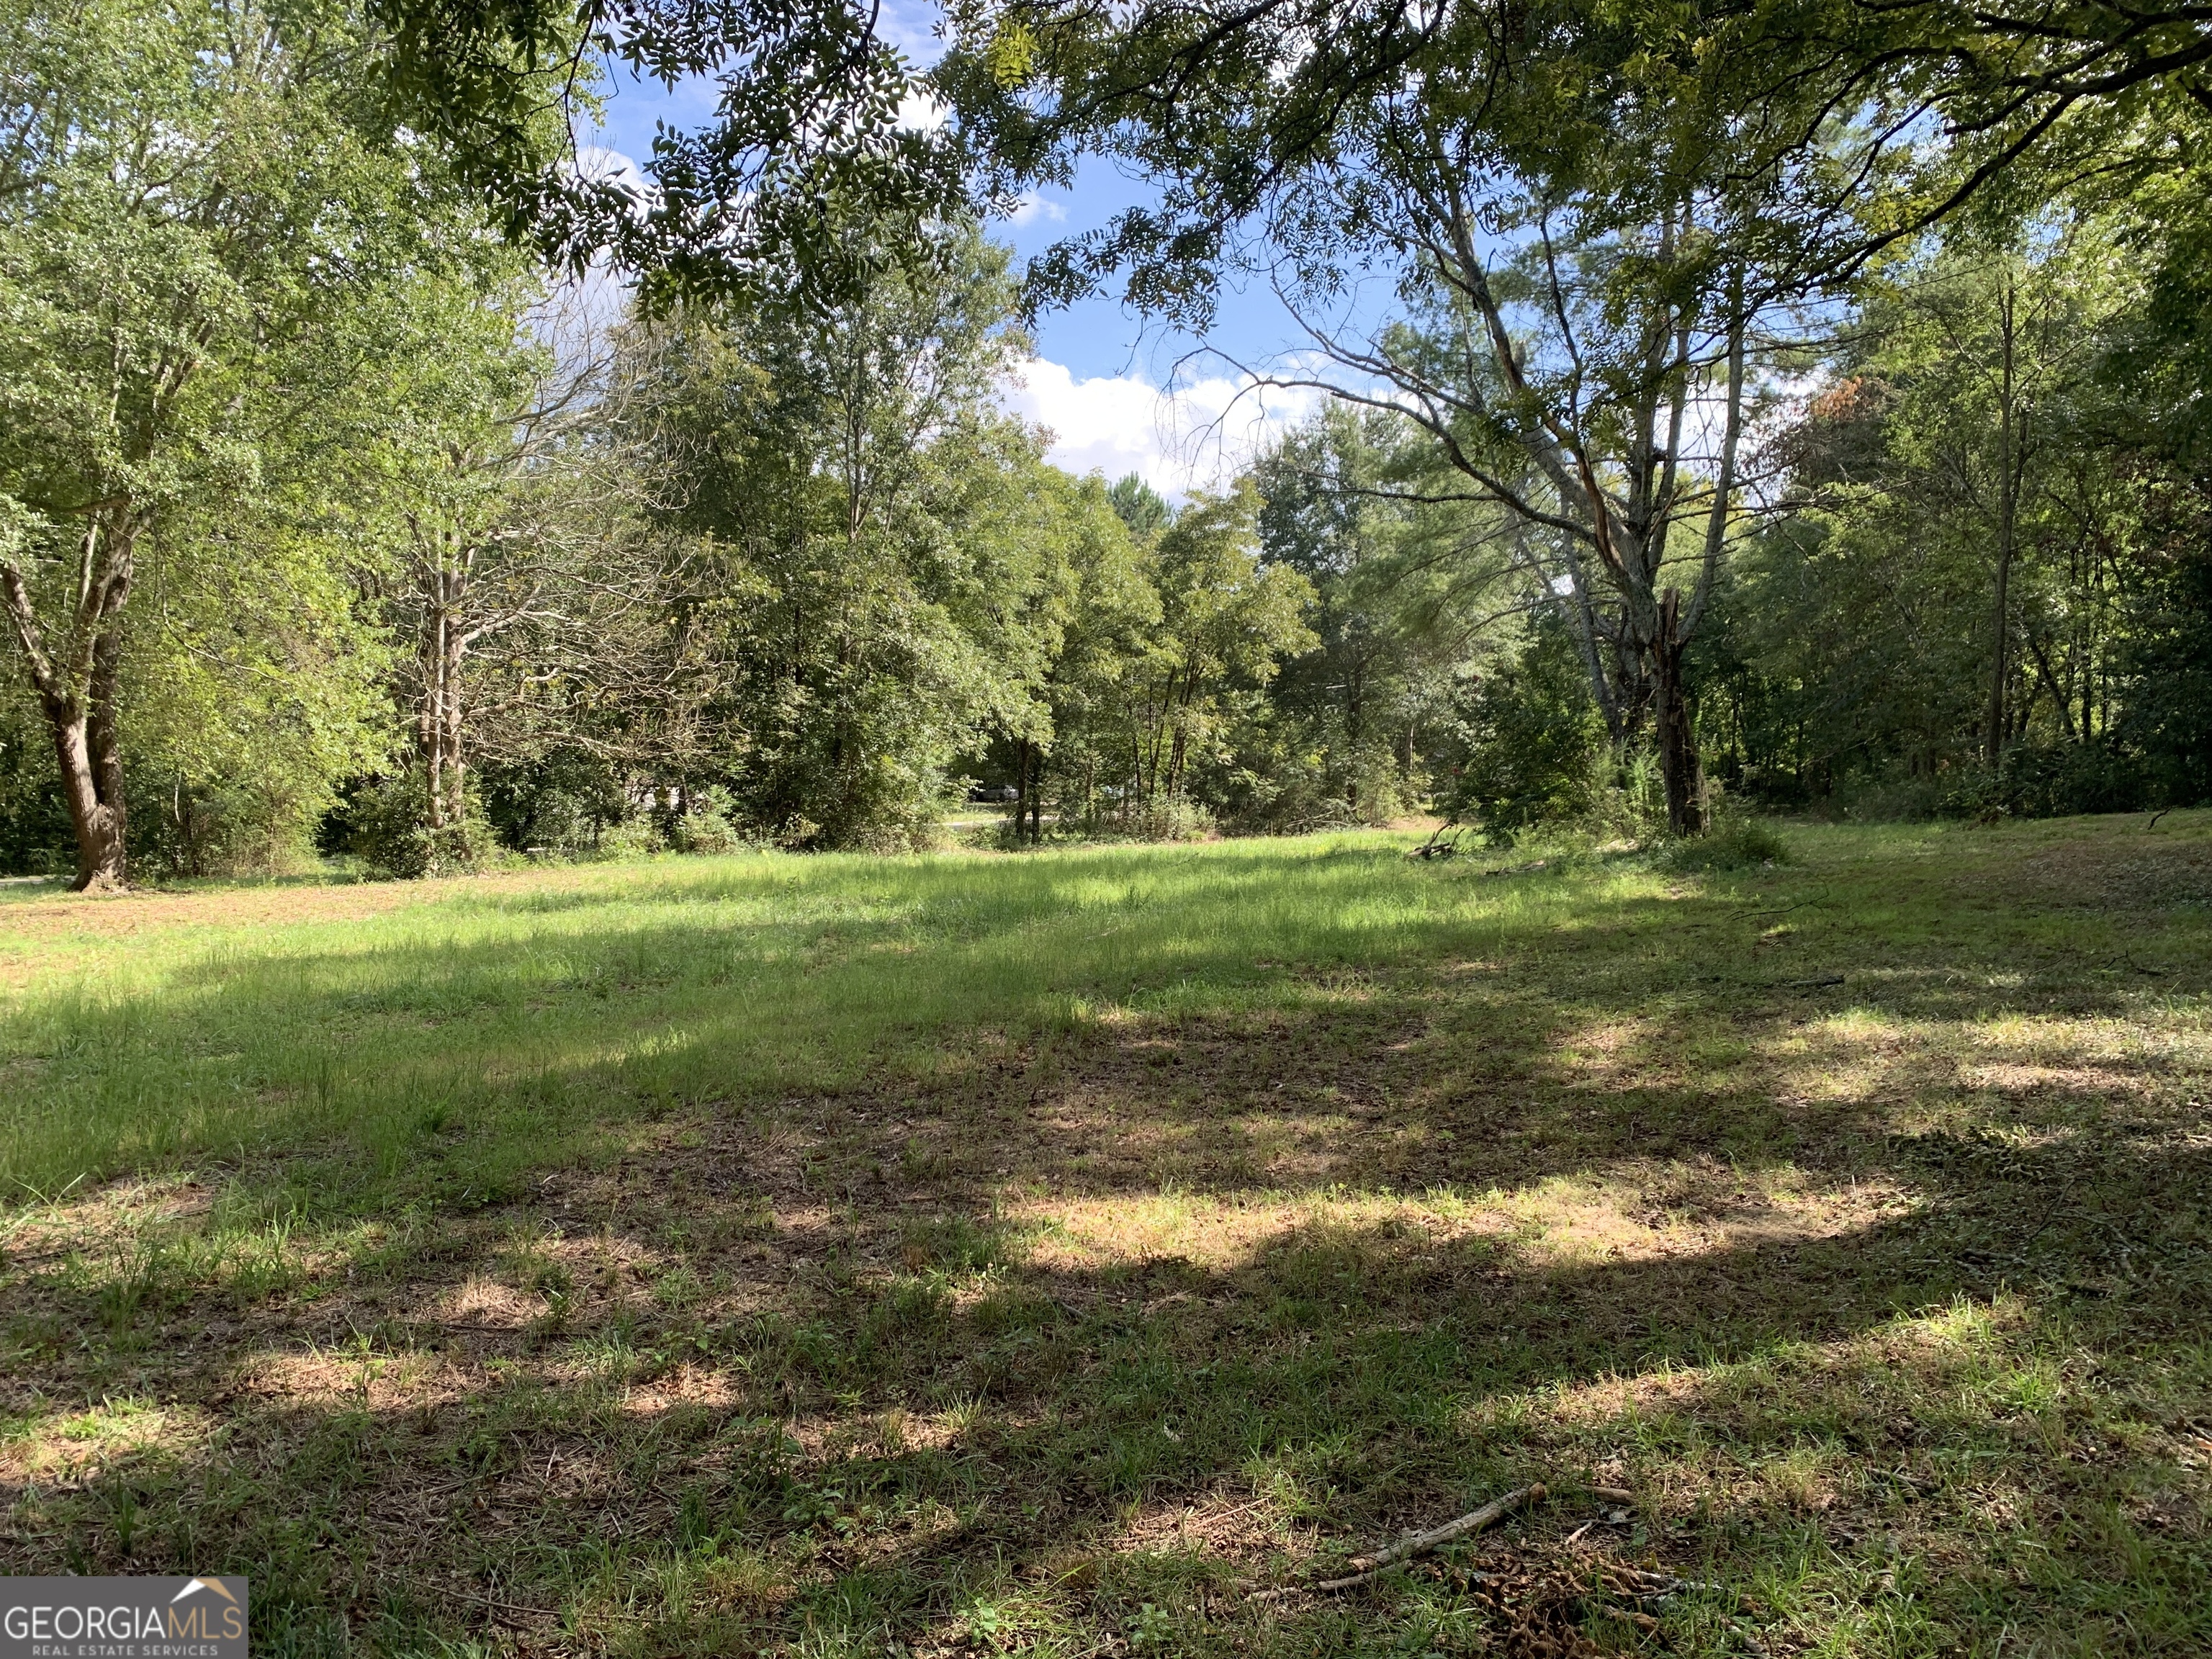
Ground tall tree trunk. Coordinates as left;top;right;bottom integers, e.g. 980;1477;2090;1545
1654;588;1704;836
1344;661;1363;811
49;705;126;889
442;617;467;834
2;515;134;889
1984;284;2019;765
1025;744;1045;843
424;598;448;831
82;621;129;885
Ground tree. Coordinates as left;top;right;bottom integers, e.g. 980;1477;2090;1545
1106;474;1172;542
950;2;1873;831
367;0;961;307
636;218;1098;847
973;464;1157;841
0;0;464;886
333;274;686;870
1704;212;2166;813
1112;482;1316;824
1251;405;1476;825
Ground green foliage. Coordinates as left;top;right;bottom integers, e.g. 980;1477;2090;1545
669;786;750;855
1703;212;2212;822
477;752;633;859
1658;815;1790;872
0;694;67;875
1;0;2209;889
0;0;487;883
1047;482;1316;837
1105;474;1172;541
1442;621;1605;842
1930;742;2149;822
638;223;1078;850
328;776;500;879
2116;532;2212;804
1244;406;1467;831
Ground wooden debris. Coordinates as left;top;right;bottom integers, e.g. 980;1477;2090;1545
1251;1483;1545;1600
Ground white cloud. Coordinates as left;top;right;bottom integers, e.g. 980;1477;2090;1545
896;89;949;132
1005;359;1329;496
1007;191;1067;228
573;144;650;202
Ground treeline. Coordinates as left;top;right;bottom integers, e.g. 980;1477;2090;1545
1;0;2208;886
0;6;1318;884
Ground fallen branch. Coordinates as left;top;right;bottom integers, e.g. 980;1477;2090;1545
1409;822;1466;861
1347;1486;1547;1573
1786;974;1845;989
1251;1483;1545;1600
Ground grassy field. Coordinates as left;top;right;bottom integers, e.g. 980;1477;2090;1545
0;816;2208;1658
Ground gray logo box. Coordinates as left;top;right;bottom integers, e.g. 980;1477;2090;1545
1;1577;247;1658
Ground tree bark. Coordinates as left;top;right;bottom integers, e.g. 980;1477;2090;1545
423;595;447;832
48;704;126;889
1984;282;2019;765
442;608;467;831
1655;588;1704;836
81;620;130;886
2;514;134;889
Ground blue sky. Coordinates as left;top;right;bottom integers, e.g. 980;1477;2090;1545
587;31;1333;494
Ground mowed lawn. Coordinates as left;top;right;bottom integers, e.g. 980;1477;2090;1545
1;818;2208;1658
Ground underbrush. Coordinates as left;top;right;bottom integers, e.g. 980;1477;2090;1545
1656;814;1791;872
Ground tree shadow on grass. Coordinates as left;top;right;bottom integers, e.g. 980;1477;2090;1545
1;823;2208;1653
4;1066;2206;1655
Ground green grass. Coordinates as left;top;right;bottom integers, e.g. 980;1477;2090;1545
1;815;2208;1657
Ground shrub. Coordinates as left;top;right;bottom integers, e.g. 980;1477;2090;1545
329;775;500;878
1659;814;1789;872
1124;796;1215;842
1934;741;2151;822
670;785;750;855
132;775;330;878
479;754;631;858
592;816;660;861
1442;621;1605;841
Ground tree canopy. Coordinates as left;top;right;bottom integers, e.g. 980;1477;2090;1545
1;0;2208;885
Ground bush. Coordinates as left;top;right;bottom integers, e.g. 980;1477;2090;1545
1936;740;2151;822
1124;796;1215;842
670;785;750;855
1573;749;1670;845
1442;621;1606;841
328;775;501;878
479;754;631;858
133;777;325;878
592;816;660;861
1658;814;1790;872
